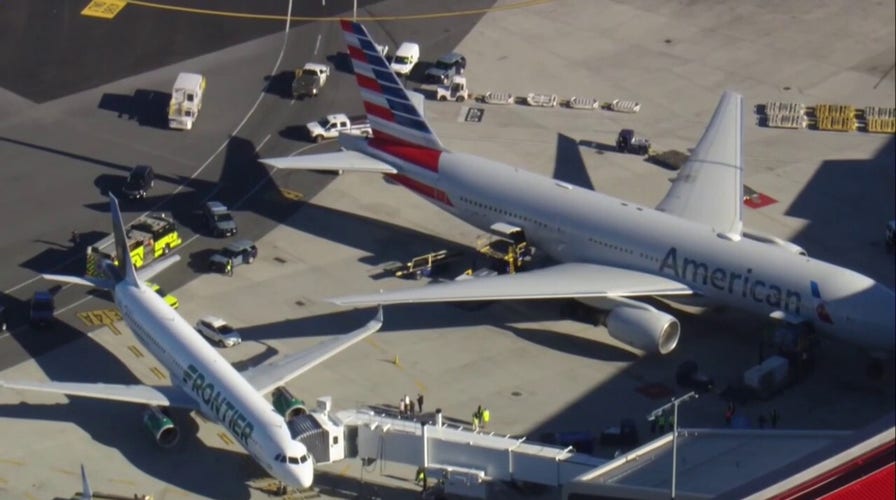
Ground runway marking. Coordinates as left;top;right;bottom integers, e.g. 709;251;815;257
279;188;304;201
77;309;122;331
81;0;127;19
126;0;554;21
0;458;23;466
218;432;235;446
127;345;145;358
150;366;167;381
51;466;77;476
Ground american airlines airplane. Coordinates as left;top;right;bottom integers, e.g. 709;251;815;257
262;20;893;359
0;194;383;491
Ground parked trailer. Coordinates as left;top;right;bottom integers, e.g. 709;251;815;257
764;101;805;115
766;113;807;129
608;99;640;113
567;96;600;110
526;93;558;107
482;91;514;105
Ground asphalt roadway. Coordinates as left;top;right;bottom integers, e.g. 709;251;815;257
0;0;894;499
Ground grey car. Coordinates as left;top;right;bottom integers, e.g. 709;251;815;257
425;52;466;84
203;201;237;237
209;239;258;273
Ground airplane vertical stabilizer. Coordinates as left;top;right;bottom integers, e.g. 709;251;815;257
341;20;444;151
109;194;140;286
80;464;93;500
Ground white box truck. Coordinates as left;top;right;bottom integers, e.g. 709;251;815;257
168;72;206;130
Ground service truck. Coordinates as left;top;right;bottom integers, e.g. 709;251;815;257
86;213;183;277
436;75;469;102
306;114;371;143
291;63;330;99
168;72;206;130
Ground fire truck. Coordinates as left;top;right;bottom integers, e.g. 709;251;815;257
86;213;182;278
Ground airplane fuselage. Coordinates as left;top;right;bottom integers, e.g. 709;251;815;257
359;142;894;352
113;283;312;488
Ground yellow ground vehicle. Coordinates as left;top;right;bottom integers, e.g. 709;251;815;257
146;281;179;309
87;213;182;278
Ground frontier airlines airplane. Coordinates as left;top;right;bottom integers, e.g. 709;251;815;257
0;194;383;490
262;21;893;360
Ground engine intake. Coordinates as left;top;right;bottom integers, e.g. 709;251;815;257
142;406;179;448
606;306;680;355
272;386;307;421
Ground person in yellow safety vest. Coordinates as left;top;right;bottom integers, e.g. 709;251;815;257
481;408;490;429
226;258;233;277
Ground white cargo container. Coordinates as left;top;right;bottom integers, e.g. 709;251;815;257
744;355;789;398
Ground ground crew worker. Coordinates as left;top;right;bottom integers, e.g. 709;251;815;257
667;411;674;430
657;413;666;433
226;258;233;277
409;400;416;416
417;393;424;413
399;398;406;417
415;466;426;491
70;230;80;246
472;412;480;431
481;408;490;429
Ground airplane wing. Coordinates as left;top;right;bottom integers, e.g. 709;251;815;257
136;254;181;282
332;263;692;305
655;91;744;236
261;151;396;174
242;307;383;395
0;380;199;410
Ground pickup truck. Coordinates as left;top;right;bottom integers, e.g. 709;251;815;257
306;113;372;143
292;63;330;99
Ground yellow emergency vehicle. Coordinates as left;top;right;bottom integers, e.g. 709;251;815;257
86;213;182;277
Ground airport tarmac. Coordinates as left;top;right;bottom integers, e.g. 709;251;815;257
0;0;894;498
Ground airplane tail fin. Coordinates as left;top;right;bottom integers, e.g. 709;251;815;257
42;195;141;290
80;464;93;500
341;20;444;150
109;194;141;287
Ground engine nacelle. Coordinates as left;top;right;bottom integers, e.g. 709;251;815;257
272;386;307;421
606;306;680;355
743;230;807;256
142;406;179;448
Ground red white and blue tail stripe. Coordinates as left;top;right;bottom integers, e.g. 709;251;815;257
341;20;444;151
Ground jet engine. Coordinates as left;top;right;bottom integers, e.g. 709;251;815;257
743;230;807;256
606;306;680;355
142;406;179;448
272;386;308;421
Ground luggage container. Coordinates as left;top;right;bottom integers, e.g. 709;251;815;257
609;99;640;113
567;96;600;110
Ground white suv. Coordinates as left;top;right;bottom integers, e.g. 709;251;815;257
195;316;242;347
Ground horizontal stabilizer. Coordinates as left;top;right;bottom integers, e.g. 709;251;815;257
42;273;114;290
136;254;181;282
261;151;397;174
0;380;199;410
243;307;384;395
332;263;692;305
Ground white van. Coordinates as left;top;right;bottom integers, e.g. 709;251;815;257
390;42;420;76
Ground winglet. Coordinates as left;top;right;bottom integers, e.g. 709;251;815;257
109;194;140;286
81;464;93;500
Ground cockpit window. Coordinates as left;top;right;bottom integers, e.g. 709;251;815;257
288;456;299;464
274;453;286;463
300;454;309;464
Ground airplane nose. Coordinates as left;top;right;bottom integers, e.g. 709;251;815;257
299;465;314;489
